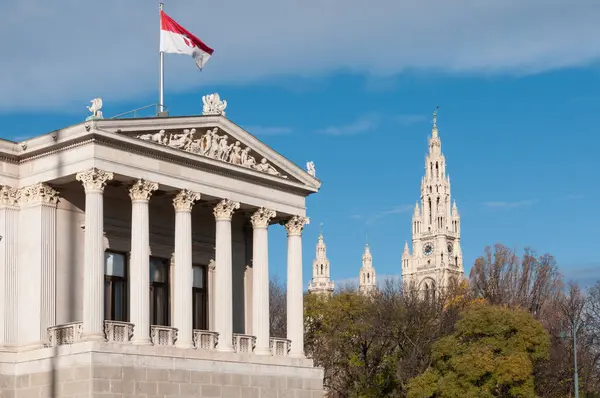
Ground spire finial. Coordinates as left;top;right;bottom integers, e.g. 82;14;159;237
365;232;369;246
319;222;324;238
433;105;439;128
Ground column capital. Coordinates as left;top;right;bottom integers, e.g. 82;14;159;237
173;189;201;212
0;185;20;208
250;207;276;229
208;259;216;271
19;183;59;206
284;215;310;236
213;199;240;221
129;179;158;202
76;168;114;193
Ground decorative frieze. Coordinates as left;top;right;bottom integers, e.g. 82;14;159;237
0;186;20;208
284;215;310;236
173;189;201;212
19;183;59;206
213;199;240;221
250;207;276;229
135;127;287;178
202;93;227;116
76;168;114;193
129;179;158;201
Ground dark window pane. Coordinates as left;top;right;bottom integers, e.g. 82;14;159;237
105;252;125;277
150;258;167;283
192;266;204;288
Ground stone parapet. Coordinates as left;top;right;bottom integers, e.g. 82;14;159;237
0;341;324;397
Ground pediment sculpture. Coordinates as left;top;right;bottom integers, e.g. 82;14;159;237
202;93;227;116
136;127;287;179
86;98;103;120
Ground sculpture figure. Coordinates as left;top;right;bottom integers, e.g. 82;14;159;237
87;98;103;119
202;93;227;116
306;161;316;177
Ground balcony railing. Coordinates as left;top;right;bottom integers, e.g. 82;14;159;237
104;320;134;343
47;321;83;347
233;334;256;353
151;325;178;346
270;337;291;356
193;330;219;350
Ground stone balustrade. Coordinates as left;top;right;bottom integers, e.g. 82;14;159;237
270;337;291;356
233;333;256;353
104;320;134;343
193;329;219;350
47;321;83;347
150;325;178;346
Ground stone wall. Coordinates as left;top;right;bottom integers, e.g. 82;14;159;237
0;342;324;398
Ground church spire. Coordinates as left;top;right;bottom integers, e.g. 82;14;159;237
308;227;334;296
359;243;376;295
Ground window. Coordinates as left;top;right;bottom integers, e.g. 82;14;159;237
192;265;207;330
150;257;170;326
104;251;128;322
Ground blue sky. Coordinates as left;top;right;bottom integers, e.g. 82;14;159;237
1;0;599;289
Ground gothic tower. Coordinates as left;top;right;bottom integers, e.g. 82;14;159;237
308;231;335;296
402;108;464;293
359;244;377;295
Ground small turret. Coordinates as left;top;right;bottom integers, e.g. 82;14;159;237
359;244;377;295
308;225;335;296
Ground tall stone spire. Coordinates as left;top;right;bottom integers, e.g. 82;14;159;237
308;226;335;296
359;244;377;295
402;107;464;292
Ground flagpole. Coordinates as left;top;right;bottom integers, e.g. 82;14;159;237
159;2;165;114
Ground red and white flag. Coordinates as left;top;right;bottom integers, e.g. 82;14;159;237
160;11;214;70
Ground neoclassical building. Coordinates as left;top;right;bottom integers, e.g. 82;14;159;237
402;110;464;293
307;232;334;296
0;95;324;397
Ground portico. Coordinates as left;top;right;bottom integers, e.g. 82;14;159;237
0;95;323;397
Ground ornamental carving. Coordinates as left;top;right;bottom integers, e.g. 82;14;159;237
202;93;227;116
76;168;114;193
135;127;287;179
0;185;20;207
20;183;59;205
208;259;216;271
129;179;159;201
284;215;310;236
173;189;201;212
250;207;276;229
306;161;316;177
213;199;240;221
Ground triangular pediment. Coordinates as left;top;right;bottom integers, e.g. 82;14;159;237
95;116;320;192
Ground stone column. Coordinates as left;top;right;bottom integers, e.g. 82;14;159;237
17;183;59;346
172;189;200;348
77;169;113;340
0;186;20;347
129;179;158;345
213;199;240;352
208;259;216;331
251;207;276;355
284;215;309;358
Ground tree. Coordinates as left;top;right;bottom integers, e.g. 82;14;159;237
407;304;550;397
269;276;286;338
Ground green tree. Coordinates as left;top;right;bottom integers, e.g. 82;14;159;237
407;304;550;397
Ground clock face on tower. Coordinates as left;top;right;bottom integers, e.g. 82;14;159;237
423;242;434;256
447;243;453;254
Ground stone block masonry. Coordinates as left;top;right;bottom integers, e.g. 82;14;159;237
0;341;324;397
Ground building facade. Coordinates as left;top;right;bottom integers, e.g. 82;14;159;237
0;95;324;397
307;232;334;296
359;244;377;295
401;110;464;294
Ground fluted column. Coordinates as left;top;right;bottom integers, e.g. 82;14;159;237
0;186;20;347
129;179;158;345
251;207;276;355
213;199;240;352
77;169;113;340
172;189;200;348
285;215;309;358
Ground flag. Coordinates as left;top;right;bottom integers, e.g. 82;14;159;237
160;11;214;70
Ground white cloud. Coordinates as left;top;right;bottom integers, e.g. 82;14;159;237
316;115;379;136
483;199;538;209
1;0;600;111
366;204;414;224
243;126;292;136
